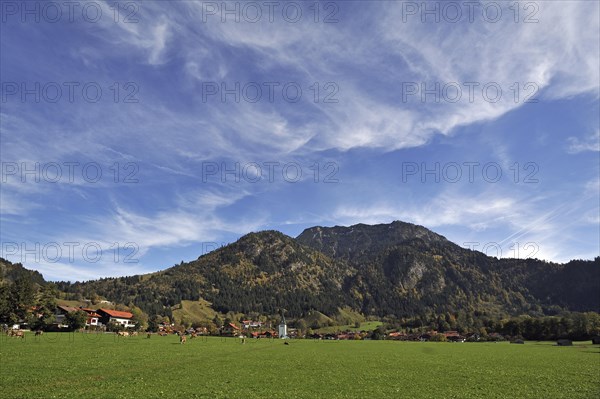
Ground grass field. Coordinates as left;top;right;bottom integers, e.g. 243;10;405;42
1;333;598;399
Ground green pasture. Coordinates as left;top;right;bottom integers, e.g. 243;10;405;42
1;333;598;399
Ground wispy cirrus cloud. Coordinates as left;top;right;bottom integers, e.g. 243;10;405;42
1;1;598;280
567;131;600;154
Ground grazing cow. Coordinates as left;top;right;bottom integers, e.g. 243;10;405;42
35;330;43;336
180;335;187;344
147;333;152;339
10;330;25;338
190;332;197;339
117;331;130;337
130;331;138;336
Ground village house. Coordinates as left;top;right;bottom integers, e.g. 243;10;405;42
388;331;406;340
443;331;466;342
158;322;174;332
54;305;79;327
79;308;101;327
242;320;263;329
249;330;278;339
195;326;208;335
55;305;133;329
221;322;240;336
96;308;136;328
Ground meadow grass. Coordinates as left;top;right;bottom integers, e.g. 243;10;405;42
1;333;598;399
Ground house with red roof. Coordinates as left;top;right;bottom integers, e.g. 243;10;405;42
388;332;406;340
221;322;241;336
79;308;101;327
96;308;136;328
443;331;465;342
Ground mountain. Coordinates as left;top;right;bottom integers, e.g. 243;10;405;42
296;220;453;261
0;257;46;286
297;222;600;317
58;231;354;317
54;221;600;322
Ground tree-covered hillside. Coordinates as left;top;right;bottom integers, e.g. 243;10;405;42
52;222;599;322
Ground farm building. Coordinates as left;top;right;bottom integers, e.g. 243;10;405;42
250;330;277;338
242;320;263;329
96;309;136;328
221;323;241;336
54;305;80;327
79;308;101;327
388;332;406;340
444;331;466;342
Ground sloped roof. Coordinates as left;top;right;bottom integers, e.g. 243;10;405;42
57;305;79;313
79;308;101;317
98;308;134;319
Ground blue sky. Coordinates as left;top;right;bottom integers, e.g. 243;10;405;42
1;1;598;281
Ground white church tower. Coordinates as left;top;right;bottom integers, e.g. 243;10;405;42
278;311;288;338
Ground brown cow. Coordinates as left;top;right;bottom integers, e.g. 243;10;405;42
180;335;187;344
11;330;25;338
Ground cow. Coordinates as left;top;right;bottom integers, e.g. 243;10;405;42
10;330;25;338
117;331;130;337
35;330;43;336
130;331;138;336
180;335;187;344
